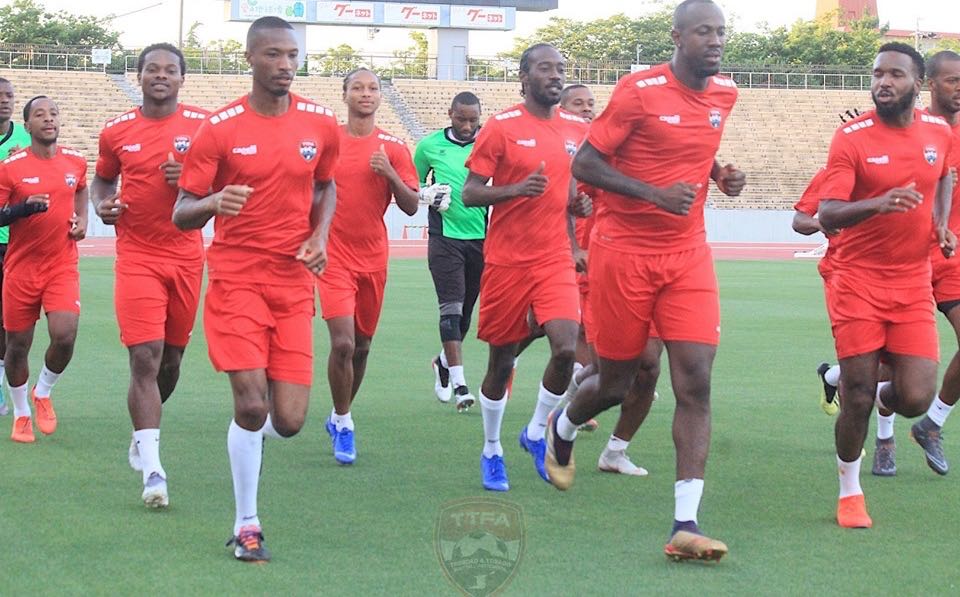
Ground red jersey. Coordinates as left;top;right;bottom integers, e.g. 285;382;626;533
586;63;738;254
794;168;828;216
820;109;953;283
328;126;419;272
96;104;208;264
179;93;340;285
931;111;960;235
0;147;86;277
465;103;588;267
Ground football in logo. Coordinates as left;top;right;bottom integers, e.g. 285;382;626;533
924;145;938;166
709;109;722;129
65;173;77;188
173;135;191;153
300;140;317;161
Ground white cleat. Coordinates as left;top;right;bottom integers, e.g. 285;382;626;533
142;472;169;509
433;357;452;403
454;385;475;412
598;448;649;476
128;434;143;472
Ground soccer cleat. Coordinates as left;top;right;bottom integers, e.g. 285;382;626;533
664;531;728;562
544;411;576;490
518;426;548;482
32;389;57;435
481;454;509;491
910;416;949;475
227;525;271;562
141;472;169;509
454;385;475;413
578;418;599;432
817;362;840;416
11;416;34;443
333;426;356;465
433;356;452;403
598;448;649;476
128;434;143;472
871;437;896;476
836;494;872;528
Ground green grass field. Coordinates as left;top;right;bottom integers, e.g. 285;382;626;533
4;257;960;595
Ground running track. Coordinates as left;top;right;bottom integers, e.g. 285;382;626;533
77;238;821;261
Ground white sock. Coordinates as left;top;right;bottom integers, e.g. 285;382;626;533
875;381;891;410
526;382;563;441
928;395;954;427
824;364;841;387
480;391;505;457
10;382;29;418
837;454;863;498
876;411;895;440
134;428;165;483
556;365;583;411
439;350;449;369
607;435;630;452
34;365;61;398
228;420;263;535
260;414;283;439
556;409;579;442
0;359;6;389
449;365;466;388
674;479;704;523
331;410;354;432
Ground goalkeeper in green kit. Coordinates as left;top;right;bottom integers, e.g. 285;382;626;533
415;92;487;412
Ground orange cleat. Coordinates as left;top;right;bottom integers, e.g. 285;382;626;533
11;416;35;443
664;531;728;562
837;494;873;528
32;389;57;435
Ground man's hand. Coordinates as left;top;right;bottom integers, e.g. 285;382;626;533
517;161;548;198
296;236;327;275
876;183;923;214
654;182;699;215
572;247;588;273
939;227;957;259
714;163;746;196
215;185;254;216
160;151;182;187
25;193;50;211
370;144;396;178
568;191;592;217
420;183;452;212
96;192;127;225
69;212;86;240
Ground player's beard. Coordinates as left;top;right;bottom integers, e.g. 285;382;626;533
872;87;916;120
529;85;560;108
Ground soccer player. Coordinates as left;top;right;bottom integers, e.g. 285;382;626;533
173;16;339;562
92;43;209;508
560;84;595;121
461;43;589;492
319;68;420;465
0;77;31;416
817;43;954;528
0;96;88;444
909;50;960;476
552;0;745;561
415;92;485;412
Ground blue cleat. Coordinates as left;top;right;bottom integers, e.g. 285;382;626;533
324;417;336;443
333;426;356;465
518;426;549;482
481;454;509;491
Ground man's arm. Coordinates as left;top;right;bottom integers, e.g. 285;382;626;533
935;172;956;257
297;179;337;275
572;142;697;215
0;195;48;226
69;185;89;240
461;164;548;208
819;183;923;230
90;175;127;225
172;185;252;230
370;143;419;216
792;211;822;236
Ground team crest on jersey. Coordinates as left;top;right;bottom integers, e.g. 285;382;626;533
709;109;722;129
65;173;77;188
300;140;317;161
173;135;191;153
564;139;578;157
924;145;938;166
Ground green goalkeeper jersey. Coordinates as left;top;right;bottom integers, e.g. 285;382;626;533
0;121;31;244
414;127;487;240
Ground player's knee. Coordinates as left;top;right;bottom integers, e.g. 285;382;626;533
439;314;462;343
272;413;305;437
895;384;936;417
329;335;356;362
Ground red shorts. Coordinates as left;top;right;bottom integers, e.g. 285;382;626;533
932;251;960;307
3;266;80;332
591;243;719;360
825;273;938;360
317;265;387;338
478;258;580;346
115;259;203;347
204;279;315;385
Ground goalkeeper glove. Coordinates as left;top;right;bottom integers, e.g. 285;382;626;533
420;183;452;213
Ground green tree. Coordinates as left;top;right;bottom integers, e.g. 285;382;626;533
0;0;120;47
391;31;429;77
312;43;365;76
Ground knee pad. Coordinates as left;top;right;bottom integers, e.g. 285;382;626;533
439;314;462;343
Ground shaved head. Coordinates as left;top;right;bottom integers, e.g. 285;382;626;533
673;0;720;30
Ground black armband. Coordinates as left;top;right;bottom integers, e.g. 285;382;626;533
0;200;48;226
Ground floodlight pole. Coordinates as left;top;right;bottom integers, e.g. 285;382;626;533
178;0;184;48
